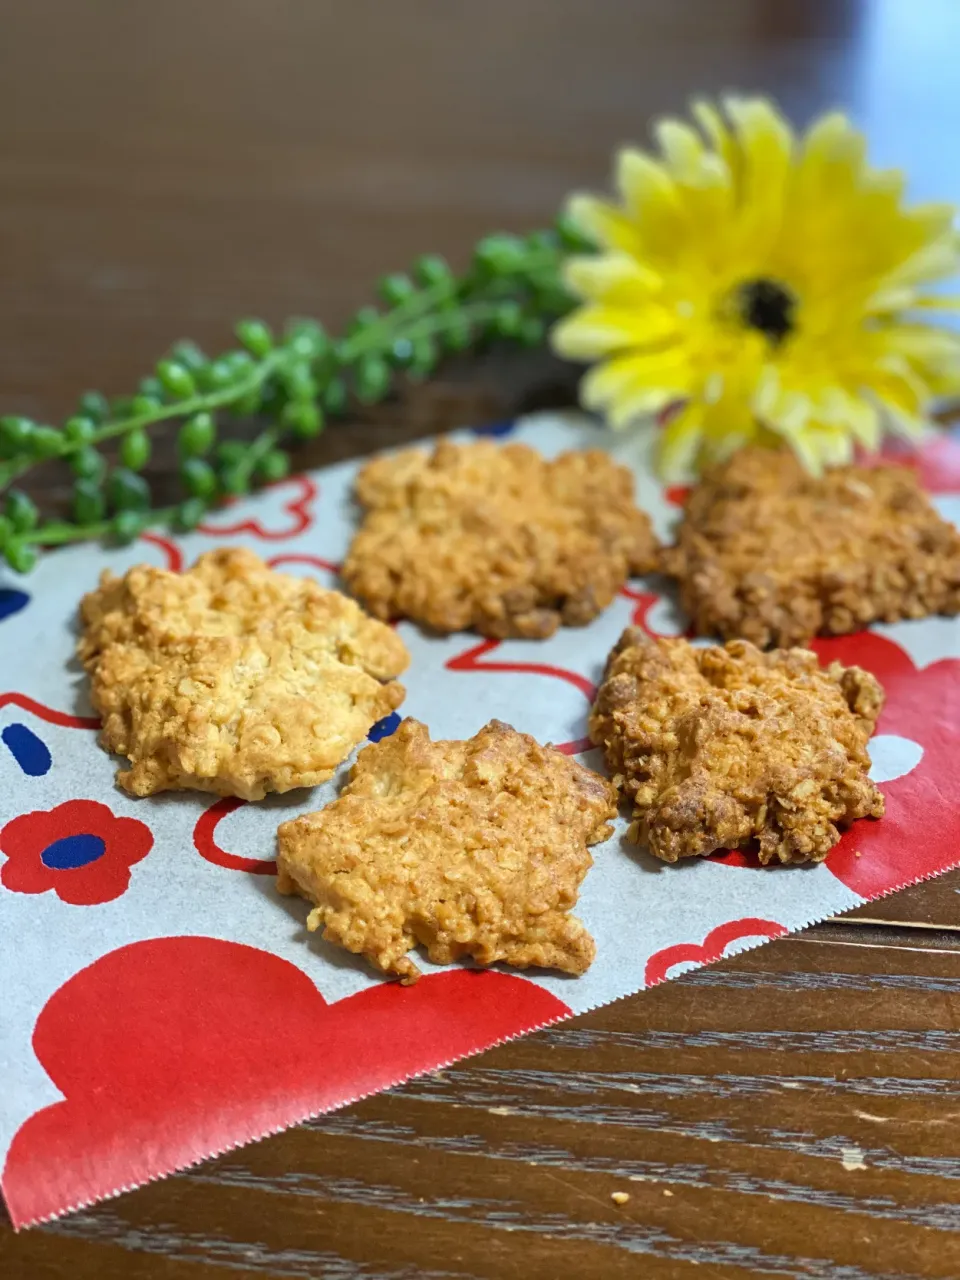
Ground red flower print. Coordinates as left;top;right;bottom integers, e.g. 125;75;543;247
0;799;153;906
811;632;960;898
197;474;317;539
645;917;787;987
870;434;960;495
1;936;570;1227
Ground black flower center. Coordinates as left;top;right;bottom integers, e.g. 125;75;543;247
737;278;797;345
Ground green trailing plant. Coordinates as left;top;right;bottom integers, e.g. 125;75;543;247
0;219;588;573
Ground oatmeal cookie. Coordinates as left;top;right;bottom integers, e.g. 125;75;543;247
342;439;659;638
276;717;617;983
79;548;409;799
664;446;960;648
589;628;884;864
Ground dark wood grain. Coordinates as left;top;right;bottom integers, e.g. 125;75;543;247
3;0;960;1275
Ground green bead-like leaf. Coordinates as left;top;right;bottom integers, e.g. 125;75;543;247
323;377;348;415
442;316;472;351
348;306;380;338
0;416;35;456
72;478;106;525
107;468;151;513
387;337;415;368
156;359;196;399
180;457;218;499
415;254;453;290
492;300;523;338
178;412;216;458
379;273;416;306
4;541;36;574
175;497;208;531
355;355;391;405
219;464;250;496
257;449;290;483
233;387;262;416
224;351;256;380
31;427;64;458
235;319;273;358
113;511;146;544
282;361;318;402
120;427;151;471
130;394;162;418
70;445;107;482
215;440;247;468
284;319;328;361
281;402;323;440
0;515;13;547
64;416;97;445
5;490;38;533
138;376;165;401
170;340;207;372
554;210;595;251
473;233;526;276
197;358;235;392
77;390;110;422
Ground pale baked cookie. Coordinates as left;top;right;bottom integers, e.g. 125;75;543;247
342;439;659;638
79;548;409;800
590;629;884;865
663;447;960;648
276;718;617;983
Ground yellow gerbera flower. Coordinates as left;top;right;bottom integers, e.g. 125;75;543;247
551;96;960;477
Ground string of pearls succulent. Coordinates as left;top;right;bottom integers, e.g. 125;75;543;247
0;219;586;572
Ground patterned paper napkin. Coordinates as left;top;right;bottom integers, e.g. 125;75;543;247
3;412;959;1228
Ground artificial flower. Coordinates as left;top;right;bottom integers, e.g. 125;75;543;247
551;96;960;476
0;799;153;905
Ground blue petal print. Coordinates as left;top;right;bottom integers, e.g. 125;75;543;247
0;588;30;622
470;420;516;438
2;723;52;776
40;834;106;870
368;712;401;743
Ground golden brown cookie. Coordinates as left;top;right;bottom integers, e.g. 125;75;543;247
276;717;617;983
79;548;409;799
663;447;960;648
342;439;659;638
589;629;884;865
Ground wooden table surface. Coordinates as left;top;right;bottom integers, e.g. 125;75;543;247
3;2;960;1276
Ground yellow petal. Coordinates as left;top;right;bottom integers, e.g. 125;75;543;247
909;294;960;311
904;202;957;242
691;98;738;175
723;96;793;253
819;389;881;450
656;402;704;479
654;120;706;182
565;194;640;254
874;398;929;441
550;304;680;361
771;420;825;476
562;253;662;306
878;239;960;291
795;110;866;198
876;324;960;363
615;148;688;260
581;348;693;413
